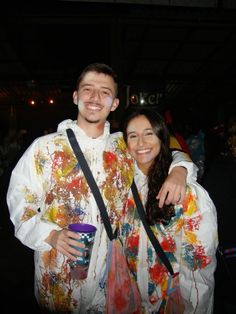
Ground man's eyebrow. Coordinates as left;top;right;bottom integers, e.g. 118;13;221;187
80;83;93;88
80;83;113;93
102;86;112;92
100;86;113;93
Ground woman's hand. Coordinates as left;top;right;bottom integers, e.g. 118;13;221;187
157;166;187;208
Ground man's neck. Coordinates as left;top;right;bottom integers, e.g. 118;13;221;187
77;119;105;139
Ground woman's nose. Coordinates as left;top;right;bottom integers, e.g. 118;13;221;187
137;136;145;146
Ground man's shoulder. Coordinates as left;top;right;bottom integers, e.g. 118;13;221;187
109;131;126;146
34;130;64;141
109;130;123;139
29;130;68;151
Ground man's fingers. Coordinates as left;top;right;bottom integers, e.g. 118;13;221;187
157;184;185;207
172;186;185;204
164;190;174;205
157;187;170;208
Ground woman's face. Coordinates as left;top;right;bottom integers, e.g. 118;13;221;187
126;115;161;174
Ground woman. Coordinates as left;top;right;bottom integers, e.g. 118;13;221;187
122;108;218;314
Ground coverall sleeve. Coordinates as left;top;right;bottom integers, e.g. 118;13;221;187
7;139;61;251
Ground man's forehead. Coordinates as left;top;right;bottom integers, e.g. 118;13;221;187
81;71;114;87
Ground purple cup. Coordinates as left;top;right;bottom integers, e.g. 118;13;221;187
68;223;97;280
69;223;97;233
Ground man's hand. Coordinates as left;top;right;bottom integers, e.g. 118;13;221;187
45;229;84;261
157;166;187;208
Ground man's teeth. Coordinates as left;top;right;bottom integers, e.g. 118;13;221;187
87;104;100;110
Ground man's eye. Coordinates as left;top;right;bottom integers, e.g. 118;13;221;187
81;87;91;92
101;90;110;96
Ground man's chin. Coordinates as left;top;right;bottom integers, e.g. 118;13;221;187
85;118;100;124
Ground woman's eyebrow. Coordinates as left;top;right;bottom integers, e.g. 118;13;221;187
127;131;136;136
127;128;153;135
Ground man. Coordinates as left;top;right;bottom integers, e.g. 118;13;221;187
7;63;196;313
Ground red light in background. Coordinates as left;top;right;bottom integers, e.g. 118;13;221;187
49;99;54;105
27;98;55;106
130;94;138;105
28;99;36;106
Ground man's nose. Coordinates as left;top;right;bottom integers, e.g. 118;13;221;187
90;89;100;101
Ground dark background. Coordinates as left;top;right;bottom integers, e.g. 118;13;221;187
1;0;236;134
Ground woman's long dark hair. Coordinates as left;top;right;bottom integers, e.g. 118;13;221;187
122;108;175;225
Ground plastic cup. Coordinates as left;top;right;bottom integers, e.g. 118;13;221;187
68;223;97;280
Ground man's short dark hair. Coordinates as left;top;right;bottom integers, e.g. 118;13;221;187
76;63;118;96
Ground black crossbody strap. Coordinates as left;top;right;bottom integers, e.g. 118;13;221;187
66;128;114;241
131;180;174;276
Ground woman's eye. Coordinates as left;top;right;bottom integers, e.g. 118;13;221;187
128;134;137;140
145;131;154;136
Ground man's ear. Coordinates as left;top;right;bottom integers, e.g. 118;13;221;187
73;91;78;105
110;98;119;112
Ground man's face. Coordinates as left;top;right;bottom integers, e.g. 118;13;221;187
73;71;119;125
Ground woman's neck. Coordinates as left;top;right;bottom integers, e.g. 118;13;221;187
137;163;150;176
